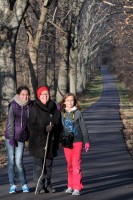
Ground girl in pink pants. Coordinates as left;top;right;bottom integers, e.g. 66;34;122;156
60;93;90;195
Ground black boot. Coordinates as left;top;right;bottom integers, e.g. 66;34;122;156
46;185;56;193
36;188;46;194
36;185;46;194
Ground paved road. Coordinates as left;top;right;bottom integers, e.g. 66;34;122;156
1;67;133;200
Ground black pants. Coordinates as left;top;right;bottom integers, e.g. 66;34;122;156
33;157;53;189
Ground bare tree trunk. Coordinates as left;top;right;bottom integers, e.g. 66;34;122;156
56;34;68;102
0;0;29;116
23;2;50;98
0;42;16;116
69;13;78;95
69;46;78;94
55;0;69;102
45;22;56;98
76;45;84;93
46;1;57;99
69;0;89;94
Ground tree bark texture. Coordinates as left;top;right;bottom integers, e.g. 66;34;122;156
0;0;29;116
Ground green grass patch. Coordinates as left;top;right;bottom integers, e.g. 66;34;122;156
77;72;103;110
117;81;130;105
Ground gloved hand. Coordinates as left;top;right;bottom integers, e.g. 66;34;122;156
46;124;53;133
85;142;90;152
9;139;18;147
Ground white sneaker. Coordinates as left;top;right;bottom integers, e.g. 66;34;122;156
65;187;73;193
72;189;80;195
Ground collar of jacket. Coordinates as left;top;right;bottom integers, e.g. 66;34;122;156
35;99;56;112
10;94;30;107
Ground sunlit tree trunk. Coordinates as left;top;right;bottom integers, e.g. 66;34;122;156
56;0;69;102
56;33;68;102
23;4;49;98
69;15;78;95
69;0;85;94
69;41;78;94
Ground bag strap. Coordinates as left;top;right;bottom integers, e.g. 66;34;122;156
63;110;75;121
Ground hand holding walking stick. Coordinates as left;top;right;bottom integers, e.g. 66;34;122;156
35;122;52;194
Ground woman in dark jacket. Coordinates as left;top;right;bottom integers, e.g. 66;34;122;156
5;86;33;194
28;86;62;194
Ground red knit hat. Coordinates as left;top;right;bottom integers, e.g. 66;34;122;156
37;86;49;99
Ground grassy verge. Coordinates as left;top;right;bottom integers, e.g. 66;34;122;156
116;80;133;155
77;72;103;110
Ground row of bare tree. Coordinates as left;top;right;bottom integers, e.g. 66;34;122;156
0;0;133;116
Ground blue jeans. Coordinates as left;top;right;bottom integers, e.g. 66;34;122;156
5;139;27;186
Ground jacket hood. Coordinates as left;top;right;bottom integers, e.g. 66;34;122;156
65;106;77;113
10;94;30;107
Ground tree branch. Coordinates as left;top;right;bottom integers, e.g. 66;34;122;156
102;1;115;7
102;0;133;9
47;19;65;33
52;7;57;22
59;7;72;26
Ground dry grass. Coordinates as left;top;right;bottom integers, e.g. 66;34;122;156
116;80;133;155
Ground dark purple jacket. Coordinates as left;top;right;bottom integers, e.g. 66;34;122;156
5;100;33;142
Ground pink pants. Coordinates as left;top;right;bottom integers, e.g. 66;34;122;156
64;142;83;191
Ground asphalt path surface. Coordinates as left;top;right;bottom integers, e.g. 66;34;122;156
1;67;133;200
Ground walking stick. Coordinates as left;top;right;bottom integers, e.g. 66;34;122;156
35;122;51;194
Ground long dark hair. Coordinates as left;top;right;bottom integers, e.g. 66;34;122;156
16;86;30;96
